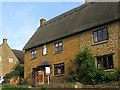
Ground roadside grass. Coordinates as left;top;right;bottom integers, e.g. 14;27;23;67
0;80;120;89
1;84;46;90
1;84;30;90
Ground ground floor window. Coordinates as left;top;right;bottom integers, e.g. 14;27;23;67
54;63;64;75
96;54;114;70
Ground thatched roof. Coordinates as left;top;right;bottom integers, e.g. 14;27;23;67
12;49;24;64
23;2;120;50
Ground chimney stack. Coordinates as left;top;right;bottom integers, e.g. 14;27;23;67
3;38;7;44
40;18;46;27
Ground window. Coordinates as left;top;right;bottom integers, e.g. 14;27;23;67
54;41;63;53
42;45;47;55
93;28;108;43
0;56;2;61
31;50;37;59
32;71;36;78
9;57;13;63
54;63;64;75
96;54;114;70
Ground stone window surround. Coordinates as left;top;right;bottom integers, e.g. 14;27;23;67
54;41;63;54
42;45;47;56
96;53;114;70
93;27;108;43
0;56;2;61
31;49;37;60
9;57;13;63
54;62;65;76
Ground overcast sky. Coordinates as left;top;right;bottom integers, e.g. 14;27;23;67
1;1;84;50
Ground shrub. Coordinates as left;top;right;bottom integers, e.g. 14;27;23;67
68;47;120;85
3;66;24;84
15;66;24;78
21;79;28;85
68;69;79;82
40;85;46;90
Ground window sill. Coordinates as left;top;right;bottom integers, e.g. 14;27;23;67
54;51;62;55
104;69;114;72
98;69;114;72
92;40;108;46
54;74;64;77
31;57;36;60
42;54;47;56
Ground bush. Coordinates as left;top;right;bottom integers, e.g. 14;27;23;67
68;47;120;85
3;66;24;84
15;66;24;78
96;70;119;83
68;69;79;82
21;79;28;85
40;85;46;90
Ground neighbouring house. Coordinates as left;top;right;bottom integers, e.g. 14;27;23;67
0;38;24;85
10;49;24;85
0;38;19;77
23;2;120;85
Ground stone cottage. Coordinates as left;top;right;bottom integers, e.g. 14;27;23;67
0;38;19;77
23;2;120;85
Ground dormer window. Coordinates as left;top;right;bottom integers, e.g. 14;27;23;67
31;50;37;60
93;28;108;43
42;45;47;56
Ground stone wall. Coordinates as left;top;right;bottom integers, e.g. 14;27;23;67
24;21;120;84
118;21;120;69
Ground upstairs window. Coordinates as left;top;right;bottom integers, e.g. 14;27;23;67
96;54;114;70
42;45;47;56
0;56;2;61
54;41;63;53
9;57;13;63
31;50;37;59
54;63;64;75
93;28;108;43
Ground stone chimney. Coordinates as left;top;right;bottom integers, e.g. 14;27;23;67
40;18;46;27
3;38;7;44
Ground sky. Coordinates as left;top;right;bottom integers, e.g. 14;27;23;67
1;1;85;50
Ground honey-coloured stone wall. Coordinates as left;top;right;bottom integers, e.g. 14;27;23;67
24;21;120;84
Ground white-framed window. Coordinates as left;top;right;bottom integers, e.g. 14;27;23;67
0;56;2;61
9;57;13;63
42;45;47;56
